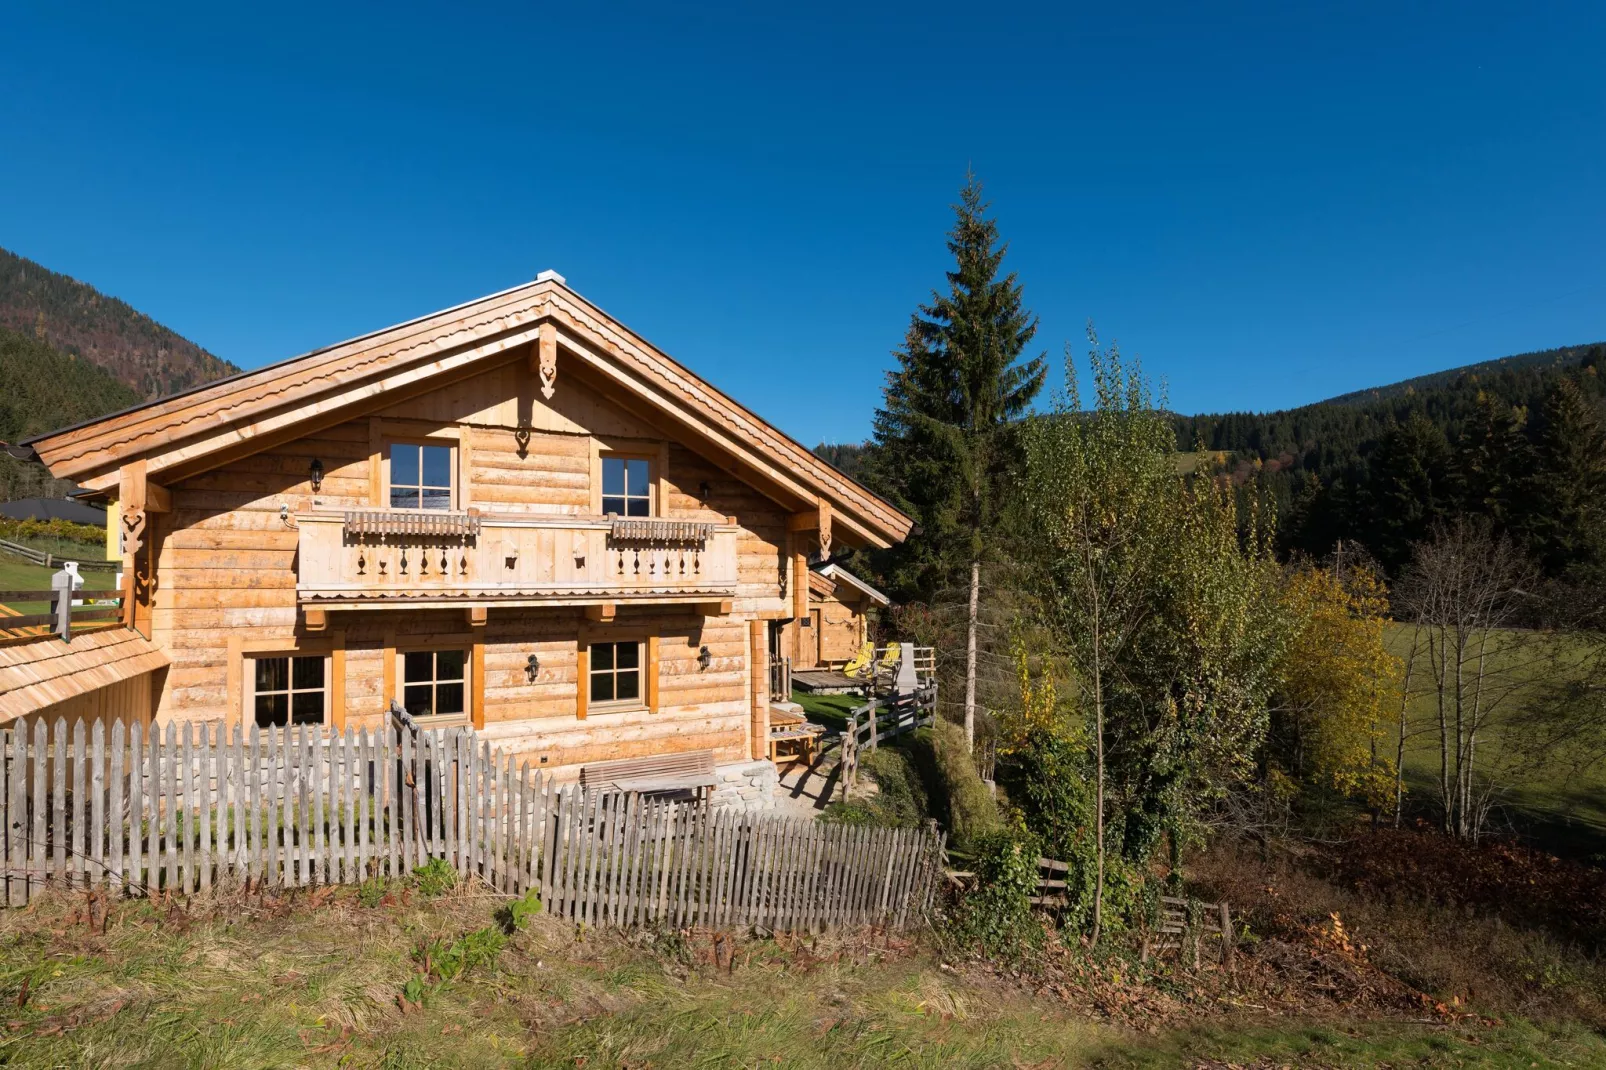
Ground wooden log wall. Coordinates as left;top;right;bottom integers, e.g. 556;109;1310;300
139;358;789;771
0;720;945;932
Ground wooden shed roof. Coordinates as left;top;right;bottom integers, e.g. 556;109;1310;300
25;274;913;548
0;629;168;721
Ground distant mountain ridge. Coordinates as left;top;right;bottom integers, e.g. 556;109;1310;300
1318;342;1603;408
0;245;238;401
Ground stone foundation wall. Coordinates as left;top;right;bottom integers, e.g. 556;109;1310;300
710;759;778;812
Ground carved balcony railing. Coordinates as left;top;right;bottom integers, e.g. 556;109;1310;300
296;510;740;608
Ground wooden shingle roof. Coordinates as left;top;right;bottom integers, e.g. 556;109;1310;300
0;629;168;721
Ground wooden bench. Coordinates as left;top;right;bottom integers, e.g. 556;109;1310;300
578;749;719;798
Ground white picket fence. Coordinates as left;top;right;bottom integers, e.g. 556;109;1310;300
0;719;946;931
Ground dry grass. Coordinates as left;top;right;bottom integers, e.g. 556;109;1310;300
0;873;1600;1068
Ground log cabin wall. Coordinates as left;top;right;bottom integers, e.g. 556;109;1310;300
146;355;784;773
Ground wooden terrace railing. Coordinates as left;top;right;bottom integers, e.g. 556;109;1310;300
836;683;938;800
0;588;123;638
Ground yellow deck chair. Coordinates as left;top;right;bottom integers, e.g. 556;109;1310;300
875;643;902;676
840;641;875;678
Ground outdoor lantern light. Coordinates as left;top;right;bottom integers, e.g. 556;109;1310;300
525;653;540;683
697;645;712;671
698;480;712;502
308;458;324;492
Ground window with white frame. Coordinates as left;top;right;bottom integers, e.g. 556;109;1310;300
389;442;454;510
600;455;652;517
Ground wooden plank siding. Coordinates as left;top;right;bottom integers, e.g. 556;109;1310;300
134;357;782;774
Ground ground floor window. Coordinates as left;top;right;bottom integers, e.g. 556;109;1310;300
251;654;327;728
402;649;467;720
588;640;642;707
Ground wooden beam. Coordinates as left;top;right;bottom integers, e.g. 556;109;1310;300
304;607;328;632
647;635;660;713
585;602;616;623
694;599;733;617
466;605;488;628
472;634;486;730
576;643;589;720
534;322;558;399
144;479;172;514
748;620;769;761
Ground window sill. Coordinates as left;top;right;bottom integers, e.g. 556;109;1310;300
408;715;472;730
586;704;652;718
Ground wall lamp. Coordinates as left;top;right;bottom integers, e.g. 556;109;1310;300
697;645;712;671
308;458;324;492
525;653;540;683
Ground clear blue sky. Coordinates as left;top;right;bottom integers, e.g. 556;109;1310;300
4;3;1604;445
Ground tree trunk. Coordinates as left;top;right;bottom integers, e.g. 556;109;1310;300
1394;628;1418;827
963;558;980;752
1090;571;1105;948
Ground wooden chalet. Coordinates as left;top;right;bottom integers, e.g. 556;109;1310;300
777;562;890;671
17;271;912;784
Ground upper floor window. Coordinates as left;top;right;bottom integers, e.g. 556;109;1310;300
390;442;453;510
251;654;327;728
601;455;652;517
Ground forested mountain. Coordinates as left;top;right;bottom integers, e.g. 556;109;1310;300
0;245;238;400
1175;343;1606;575
0;326;142;442
817;341;1606;579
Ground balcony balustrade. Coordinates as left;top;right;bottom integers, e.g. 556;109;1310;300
296;510;740;609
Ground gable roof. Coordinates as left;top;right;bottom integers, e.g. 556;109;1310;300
0;497;107;525
24;274;912;548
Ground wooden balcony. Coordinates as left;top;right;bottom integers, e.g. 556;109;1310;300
295;510;740;610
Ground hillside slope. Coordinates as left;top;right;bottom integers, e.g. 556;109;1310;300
1320;341;1602;407
0;245;238;400
0;325;142;442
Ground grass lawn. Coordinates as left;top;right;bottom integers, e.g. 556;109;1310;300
1;883;1601;1069
1384;622;1606;857
791;690;867;732
0;556;60;617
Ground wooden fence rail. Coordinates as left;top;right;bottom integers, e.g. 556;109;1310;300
838;684;938;799
0;719;945;931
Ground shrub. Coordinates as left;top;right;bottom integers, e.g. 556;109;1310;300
411;857;456;897
0;516;105;547
908;718;1000;849
948;826;1044;957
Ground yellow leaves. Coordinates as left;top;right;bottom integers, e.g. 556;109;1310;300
1276;564;1402;806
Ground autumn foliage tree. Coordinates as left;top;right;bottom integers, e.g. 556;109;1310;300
1268;562;1400;810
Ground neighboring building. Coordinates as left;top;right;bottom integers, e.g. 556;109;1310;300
15;272;912;787
0;497;107;526
776;562;890;670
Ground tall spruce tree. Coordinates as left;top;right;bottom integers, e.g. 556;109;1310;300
1452;391;1530;533
1362;412;1452;573
1524;377;1606;574
864;174;1046;749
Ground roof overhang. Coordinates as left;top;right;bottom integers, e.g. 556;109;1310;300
814;563;891;607
0;628;169;721
26;277;912;548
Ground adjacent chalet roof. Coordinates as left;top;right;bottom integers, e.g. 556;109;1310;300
23;273;913;549
812;563;890;607
0;628;168;721
0;497;107;526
